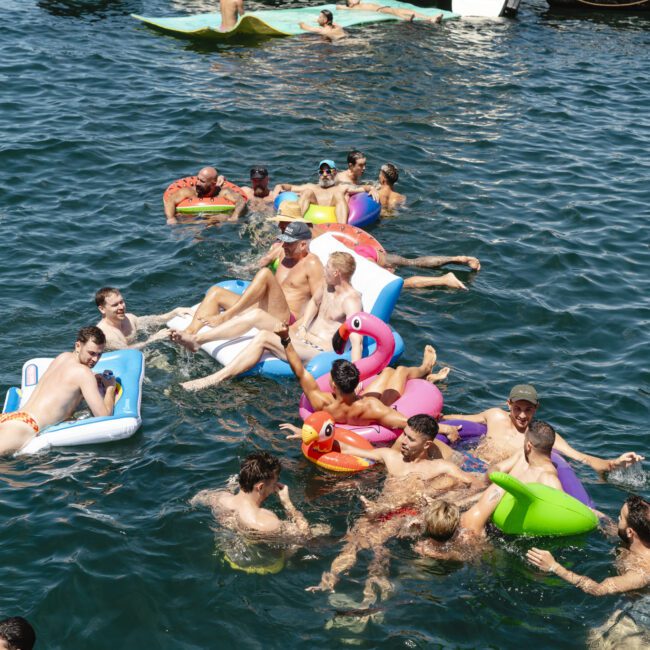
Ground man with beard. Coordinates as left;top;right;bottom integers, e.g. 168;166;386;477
0;327;116;455
274;160;351;224
240;166;278;214
95;287;190;350
441;384;642;472
527;495;650;595
163;166;247;225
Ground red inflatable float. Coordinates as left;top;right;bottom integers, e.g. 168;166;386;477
164;176;247;214
314;223;385;262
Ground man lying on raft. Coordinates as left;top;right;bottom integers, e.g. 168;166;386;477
95;287;190;350
339;0;443;24
172;219;323;343
284;335;457;436
299;10;347;42
442;383;644;473
192;451;320;537
172;251;363;391
164;166;247;225
0;327;116;455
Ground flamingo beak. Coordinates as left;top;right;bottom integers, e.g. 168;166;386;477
332;323;350;354
302;424;319;444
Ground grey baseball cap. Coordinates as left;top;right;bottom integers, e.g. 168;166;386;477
278;221;312;243
508;384;539;405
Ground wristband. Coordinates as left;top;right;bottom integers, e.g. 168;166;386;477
281;336;291;348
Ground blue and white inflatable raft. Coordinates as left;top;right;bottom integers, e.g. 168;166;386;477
2;349;145;455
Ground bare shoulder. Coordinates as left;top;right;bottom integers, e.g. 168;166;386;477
484;408;509;422
246;508;282;533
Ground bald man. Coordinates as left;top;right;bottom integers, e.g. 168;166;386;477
164;166;247;225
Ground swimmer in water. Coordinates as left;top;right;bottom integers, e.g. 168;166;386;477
191;451;319;538
163;166;247;225
240;166;278;215
0;327;116;456
338;0;443;24
375;162;405;211
95;287;191;350
441;383;644;472
0;617;36;650
299;10;347;41
528;495;650;602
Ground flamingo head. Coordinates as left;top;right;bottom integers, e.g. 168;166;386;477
332;312;375;354
302;411;337;452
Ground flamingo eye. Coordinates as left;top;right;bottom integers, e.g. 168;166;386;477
351;317;362;330
325;424;334;437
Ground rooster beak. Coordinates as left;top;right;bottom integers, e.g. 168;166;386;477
302;424;318;444
332;323;350;354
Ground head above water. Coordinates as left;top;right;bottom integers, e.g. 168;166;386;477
95;287;126;322
346;150;367;177
423;501;461;542
75;326;106;368
238;451;282;493
326;251;356;284
379;163;399;186
195;166;221;198
523;419;555;460
0;616;36;650
330;359;360;395
318;159;337;188
345;0;362;7
619;495;650;547
401;414;440;462
507;384;539;432
319;9;334;25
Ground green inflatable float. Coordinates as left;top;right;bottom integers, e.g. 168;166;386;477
489;472;598;537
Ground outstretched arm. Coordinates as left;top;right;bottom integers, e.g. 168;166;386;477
136;307;192;329
552;433;644;474
526;549;650;595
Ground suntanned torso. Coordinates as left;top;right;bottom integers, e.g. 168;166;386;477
275;253;323;317
303;183;347;206
98;313;138;349
302;284;361;349
378;185;405;210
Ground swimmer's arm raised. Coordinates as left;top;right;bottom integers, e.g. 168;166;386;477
277;484;310;536
526;549;650;595
282;329;328;410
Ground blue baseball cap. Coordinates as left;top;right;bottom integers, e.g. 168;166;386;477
318;159;337;170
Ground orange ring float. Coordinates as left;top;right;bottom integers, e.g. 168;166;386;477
314;223;385;263
164;176;248;214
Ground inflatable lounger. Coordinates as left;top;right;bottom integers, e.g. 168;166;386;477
167;232;404;379
132;2;457;41
2;349;145;455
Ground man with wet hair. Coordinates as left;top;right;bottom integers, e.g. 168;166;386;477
163;166;246;225
191;451;312;536
338;0;443;24
528;494;650;597
442;384;643;471
377;162;406;210
0;616;36;650
299;10;347;41
337;150;368;185
0;326;116;456
95;287;190;350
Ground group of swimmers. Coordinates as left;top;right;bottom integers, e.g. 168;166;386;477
2;145;649;645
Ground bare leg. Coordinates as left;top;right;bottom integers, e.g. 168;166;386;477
180;330;287;391
363;345;437;405
185;286;239;335
403;273;467;291
0;421;37;456
385;253;480;272
361;546;393;608
334;193;349;224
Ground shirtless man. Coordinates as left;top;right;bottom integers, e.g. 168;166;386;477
442;383;643;472
95;287;190;350
175;251;363;391
414;420;563;562
191;451;312;536
0;326;116;455
299;10;347;42
285;339;456;437
164;166;246;225
219;0;244;31
170;219;323;345
376;163;405;211
240;166;277;214
275;161;350;224
339;0;443;24
336;151;368;186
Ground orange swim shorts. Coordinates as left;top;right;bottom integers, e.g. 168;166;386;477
0;411;40;434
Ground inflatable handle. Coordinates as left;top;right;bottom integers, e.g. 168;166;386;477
489;471;535;504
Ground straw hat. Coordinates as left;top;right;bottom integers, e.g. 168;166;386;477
266;200;309;223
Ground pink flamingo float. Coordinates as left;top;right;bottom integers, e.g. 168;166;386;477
299;312;443;444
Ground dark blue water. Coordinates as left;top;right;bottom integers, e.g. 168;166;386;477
1;1;649;647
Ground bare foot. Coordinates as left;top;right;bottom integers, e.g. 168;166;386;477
420;344;437;375
198;313;225;328
426;367;451;383
442;272;467;291
180;375;219;391
169;328;201;353
465;257;481;272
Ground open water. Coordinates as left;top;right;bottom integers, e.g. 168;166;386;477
1;0;649;647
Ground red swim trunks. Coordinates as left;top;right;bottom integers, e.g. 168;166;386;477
0;410;40;434
376;506;419;523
